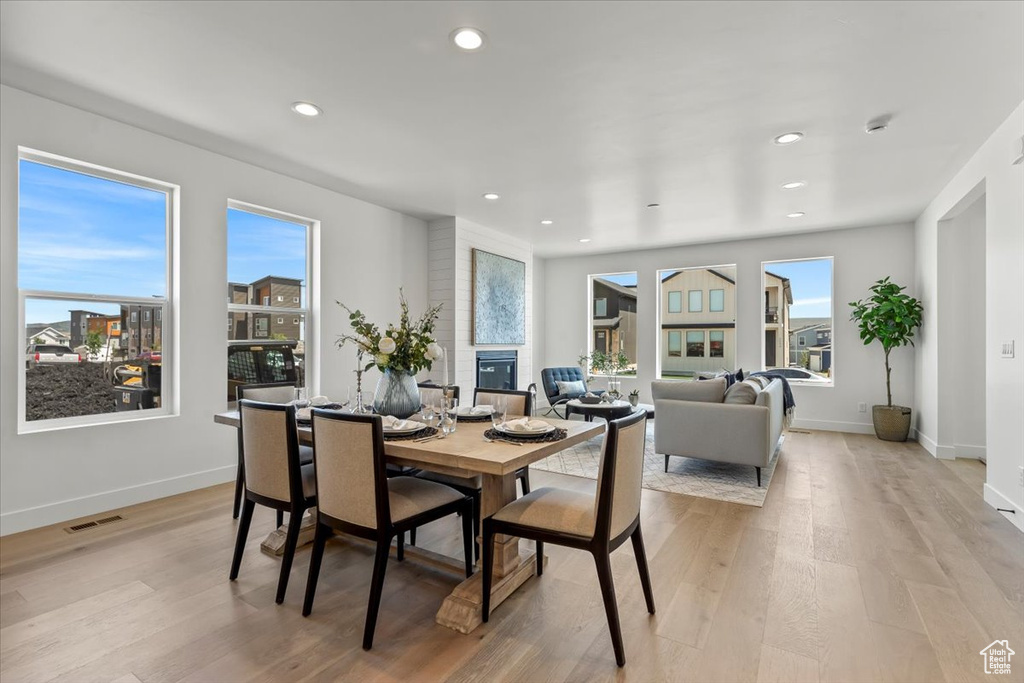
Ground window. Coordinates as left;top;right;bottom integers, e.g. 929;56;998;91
227;202;314;395
144;310;150;322
709;331;724;357
588;272;638;375
667;291;682;313
667;331;682;356
709;289;725;312
688;290;702;312
763;256;833;382
686;331;705;357
18;149;176;429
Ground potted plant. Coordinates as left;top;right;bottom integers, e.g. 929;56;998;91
628;389;640;407
578;350;631;399
849;277;923;442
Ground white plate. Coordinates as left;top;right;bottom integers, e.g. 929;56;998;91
383;420;427;435
496;422;555;436
457;405;494;416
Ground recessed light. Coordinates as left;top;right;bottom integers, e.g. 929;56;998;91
451;27;486;51
781;181;806;190
579;238;592;243
540;219;553;225
291;101;322;117
482;193;500;200
646;203;660;208
773;132;804;145
786;212;806;218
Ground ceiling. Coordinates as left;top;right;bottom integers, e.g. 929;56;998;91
1;1;1021;257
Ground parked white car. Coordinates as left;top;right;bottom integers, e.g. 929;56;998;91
756;367;830;383
25;344;81;368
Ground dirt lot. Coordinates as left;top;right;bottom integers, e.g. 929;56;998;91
26;363;115;421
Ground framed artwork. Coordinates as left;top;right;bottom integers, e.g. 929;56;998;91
472;249;526;345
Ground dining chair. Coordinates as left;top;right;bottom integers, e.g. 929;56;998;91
233;382;307;525
417;382;460;406
229;399;317;605
482;410;655;667
302;410;474;650
409;387;533;557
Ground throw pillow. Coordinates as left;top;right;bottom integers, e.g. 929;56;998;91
555;380;586;397
724;379;760;405
734;368;745;382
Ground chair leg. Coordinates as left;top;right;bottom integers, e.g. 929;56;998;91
756;466;762;487
275;506;304;604
471;489;482;562
519;468;531;496
664;455;670;473
232;458;244;520
630;525;656;614
536;540;544;576
229;498;255;580
302;522;330;617
276;509;284;528
593;551;626;667
397;531;405;562
481;520;494;622
362;539;391;650
461;498;474;578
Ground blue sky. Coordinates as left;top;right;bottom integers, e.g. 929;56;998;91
227;208;307;297
765;258;833;318
598;272;638;287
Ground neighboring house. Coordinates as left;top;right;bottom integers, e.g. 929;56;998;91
120;304;163;358
87;315;122;340
25;325;71;347
660;267;737;376
789;318;831;366
227;281;250;340
808;344;832;373
249;275;302;340
591;277;637;365
764;271;792;369
69;309;105;348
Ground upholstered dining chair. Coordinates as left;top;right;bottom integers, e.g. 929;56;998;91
474;388;534;495
482;410;655;667
233;382;306;524
229;399;316;605
417;381;460;407
302;410;474;650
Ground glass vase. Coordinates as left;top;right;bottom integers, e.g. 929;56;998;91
607;378;622;400
373;369;421;419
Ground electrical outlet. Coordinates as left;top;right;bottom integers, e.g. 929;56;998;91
1002;340;1015;359
858;402;867;413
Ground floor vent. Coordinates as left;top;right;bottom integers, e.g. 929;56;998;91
64;514;124;534
789;429;812;434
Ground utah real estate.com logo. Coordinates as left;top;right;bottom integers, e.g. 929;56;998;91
980;640;1014;675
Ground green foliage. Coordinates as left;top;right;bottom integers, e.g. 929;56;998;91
336;289;443;375
849;277;923;406
578;349;632;376
629;389;640;398
84;331;103;359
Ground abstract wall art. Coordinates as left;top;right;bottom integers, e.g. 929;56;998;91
472;249;526;345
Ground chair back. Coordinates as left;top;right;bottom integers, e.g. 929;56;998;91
594;410;648;541
474;388;532;417
238;399;303;504
237;382;296;404
540;367;588;402
418;383;460;409
310;411;389;531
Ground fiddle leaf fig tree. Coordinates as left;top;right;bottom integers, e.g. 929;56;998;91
849;277;923;407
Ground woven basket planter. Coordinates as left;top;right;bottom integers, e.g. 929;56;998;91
872;405;912;442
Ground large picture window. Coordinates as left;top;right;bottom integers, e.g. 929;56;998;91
762;257;833;383
587;272;638;375
658;265;736;379
227;202;314;402
18;149;176;430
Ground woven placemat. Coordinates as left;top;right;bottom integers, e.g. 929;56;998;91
384;426;439;441
456;414;492;422
483;427;568;444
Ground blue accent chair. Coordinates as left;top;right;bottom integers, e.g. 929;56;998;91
540;367;604;419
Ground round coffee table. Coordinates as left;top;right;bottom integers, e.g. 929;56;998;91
565;398;636;422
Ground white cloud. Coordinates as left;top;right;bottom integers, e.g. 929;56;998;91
793;296;832;307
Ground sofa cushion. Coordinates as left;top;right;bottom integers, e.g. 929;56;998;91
747;375;771;389
724;379;760;405
652;377;726;403
555;380;587;397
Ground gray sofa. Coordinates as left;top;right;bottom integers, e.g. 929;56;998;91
651;376;785;486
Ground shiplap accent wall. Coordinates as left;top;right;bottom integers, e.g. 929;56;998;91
427;218;533;396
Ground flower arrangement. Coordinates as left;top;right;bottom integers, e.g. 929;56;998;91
337;290;444;374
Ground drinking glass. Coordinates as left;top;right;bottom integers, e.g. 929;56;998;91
490;395;507;430
420;402;437;428
441;397;459;435
294;387;309;408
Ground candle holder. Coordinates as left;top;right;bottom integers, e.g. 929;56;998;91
353;351;372;414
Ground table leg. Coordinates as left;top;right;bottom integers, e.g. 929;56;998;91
435;471;542;634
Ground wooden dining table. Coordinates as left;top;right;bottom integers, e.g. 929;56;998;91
214;409;603;634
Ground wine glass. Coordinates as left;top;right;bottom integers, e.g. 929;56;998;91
441;397;459;435
490;395;507;430
420;402;437;428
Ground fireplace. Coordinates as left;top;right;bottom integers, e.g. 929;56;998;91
476;350;517;390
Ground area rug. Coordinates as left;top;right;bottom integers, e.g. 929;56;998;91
531;422;781;507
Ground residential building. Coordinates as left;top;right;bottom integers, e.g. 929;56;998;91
789;318;831;366
249;275;302;340
660;267;737;376
25;325;70;347
68;309;104;348
763;271;792;369
591;277;637;365
227;281;249;340
120;304;163;357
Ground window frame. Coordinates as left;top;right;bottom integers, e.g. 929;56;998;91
587;272;638;376
594;297;607;317
17;147;179;433
709;288;725;312
709;330;725;358
688;290;703;312
667;330;682;357
667;290;682;314
226;200;318;399
686;330;705;357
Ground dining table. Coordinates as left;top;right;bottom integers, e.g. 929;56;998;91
214;408;603;634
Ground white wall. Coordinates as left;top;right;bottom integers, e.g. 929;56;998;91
540;223;917;434
915;101;1024;530
0;86;428;535
938;197;987;460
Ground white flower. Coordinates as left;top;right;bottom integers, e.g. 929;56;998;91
378;337;396;355
426;342;443;361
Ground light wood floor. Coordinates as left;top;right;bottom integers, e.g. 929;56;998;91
2;431;1022;682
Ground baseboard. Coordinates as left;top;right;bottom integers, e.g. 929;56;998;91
983;484;1024;533
934;445;956;461
954;444;986;460
0;465;236;537
914;430;938;457
790;418;875;434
